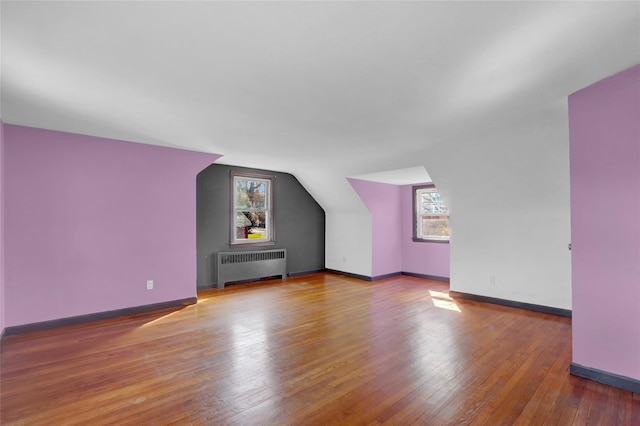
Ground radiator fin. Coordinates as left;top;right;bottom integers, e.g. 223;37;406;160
220;250;286;265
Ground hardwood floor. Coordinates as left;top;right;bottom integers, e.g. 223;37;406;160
1;273;638;425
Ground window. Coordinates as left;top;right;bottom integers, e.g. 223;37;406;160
413;185;449;242
230;171;275;245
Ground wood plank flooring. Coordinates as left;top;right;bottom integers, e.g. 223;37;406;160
1;273;638;425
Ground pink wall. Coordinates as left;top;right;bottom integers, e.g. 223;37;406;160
0;120;5;334
348;178;402;277
348;178;450;279
4;125;220;327
401;184;450;279
569;64;640;381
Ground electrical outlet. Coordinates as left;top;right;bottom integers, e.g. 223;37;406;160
146;280;154;290
489;275;496;285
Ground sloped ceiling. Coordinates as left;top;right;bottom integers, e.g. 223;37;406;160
1;1;639;194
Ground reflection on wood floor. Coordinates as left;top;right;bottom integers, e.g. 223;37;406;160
1;273;638;425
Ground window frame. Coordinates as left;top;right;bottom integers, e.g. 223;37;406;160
412;184;450;244
229;170;276;247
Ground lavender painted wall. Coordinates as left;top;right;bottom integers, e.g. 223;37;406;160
348;178;402;277
4;125;220;327
569;64;640;381
348;178;450;279
0;120;5;334
401;184;450;279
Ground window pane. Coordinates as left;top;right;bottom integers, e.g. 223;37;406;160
234;178;268;210
414;185;450;241
230;172;275;245
420;216;449;238
235;211;268;240
420;191;448;215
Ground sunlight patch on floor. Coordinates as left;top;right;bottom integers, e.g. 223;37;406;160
140;309;185;327
429;290;461;312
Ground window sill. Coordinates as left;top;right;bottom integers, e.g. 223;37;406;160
412;238;450;244
229;241;276;248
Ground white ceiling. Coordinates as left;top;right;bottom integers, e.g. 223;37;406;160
350;166;431;185
1;1;639;189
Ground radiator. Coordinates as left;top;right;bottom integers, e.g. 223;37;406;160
217;249;287;289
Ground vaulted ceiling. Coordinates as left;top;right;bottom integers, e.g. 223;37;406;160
2;1;638;194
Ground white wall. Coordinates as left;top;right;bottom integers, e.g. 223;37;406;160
325;211;372;277
424;105;572;309
293;170;373;277
273;101;572;311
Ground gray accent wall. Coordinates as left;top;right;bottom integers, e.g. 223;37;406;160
196;164;325;289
